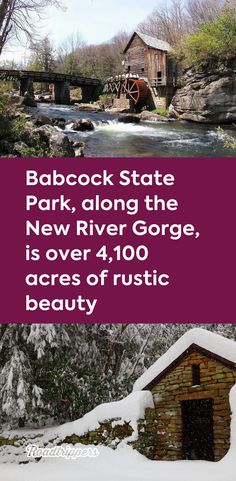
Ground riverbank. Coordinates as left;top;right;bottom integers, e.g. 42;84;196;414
0;107;85;158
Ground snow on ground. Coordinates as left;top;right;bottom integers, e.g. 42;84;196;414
0;444;235;481
133;328;236;391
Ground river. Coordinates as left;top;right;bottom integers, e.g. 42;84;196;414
35;103;235;157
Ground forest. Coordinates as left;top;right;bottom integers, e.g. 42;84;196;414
0;323;236;428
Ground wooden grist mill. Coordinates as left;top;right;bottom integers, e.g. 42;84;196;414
104;75;152;112
104;31;180;112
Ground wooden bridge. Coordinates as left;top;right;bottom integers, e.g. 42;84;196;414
0;69;103;104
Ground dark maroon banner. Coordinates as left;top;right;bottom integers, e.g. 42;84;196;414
0;157;235;323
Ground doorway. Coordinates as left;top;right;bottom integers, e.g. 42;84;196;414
181;398;214;461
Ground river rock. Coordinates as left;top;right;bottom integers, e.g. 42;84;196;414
75;103;103;112
33;124;55;141
49;132;75;157
20;128;37;147
21;92;37;108
118;114;140;123
35;93;52;102
0;114;11;138
8;94;21;105
33;115;53;127
52;117;66;130
171;61;236;123
139;111;169;122
69;119;94;131
72;140;85;157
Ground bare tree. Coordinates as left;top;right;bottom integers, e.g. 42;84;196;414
187;0;224;31
56;31;85;73
28;35;55;71
0;0;63;56
56;30;130;79
137;0;230;45
57;31;85;61
110;30;130;52
138;0;190;45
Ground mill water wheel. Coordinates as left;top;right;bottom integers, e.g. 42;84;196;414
104;76;150;110
121;78;149;108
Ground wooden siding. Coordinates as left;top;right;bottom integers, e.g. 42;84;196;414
123;35;149;77
147;49;167;85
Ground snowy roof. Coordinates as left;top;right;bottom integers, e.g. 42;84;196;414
133;328;236;392
124;31;171;53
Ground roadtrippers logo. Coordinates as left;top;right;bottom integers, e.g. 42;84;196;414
26;444;100;460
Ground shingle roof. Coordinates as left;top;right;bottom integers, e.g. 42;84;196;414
124;31;172;53
136;32;172;52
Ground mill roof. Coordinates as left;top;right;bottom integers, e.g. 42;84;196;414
133;328;236;392
124;31;172;53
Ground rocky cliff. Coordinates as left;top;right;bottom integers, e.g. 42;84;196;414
170;61;236;123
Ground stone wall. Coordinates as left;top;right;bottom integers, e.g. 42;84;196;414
151;351;236;461
62;409;157;459
113;97;135;112
0;411;158;462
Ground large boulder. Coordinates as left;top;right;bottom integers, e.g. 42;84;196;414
75;103;103;112
49;132;75;157
32;115;53;127
8;94;21;105
72;140;85;157
33;124;56;144
20;92;37;108
68;119;94;131
118;114;140;123
171;62;236;123
51;117;66;130
0;114;11;139
139;111;169;122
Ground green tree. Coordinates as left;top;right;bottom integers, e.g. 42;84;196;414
175;6;236;66
62;52;80;75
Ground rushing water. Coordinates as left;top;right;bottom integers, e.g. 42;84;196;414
35;103;235;157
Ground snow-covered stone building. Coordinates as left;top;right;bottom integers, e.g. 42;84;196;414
1;328;236;467
134;328;236;461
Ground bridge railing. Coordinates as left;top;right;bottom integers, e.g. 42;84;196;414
0;69;102;86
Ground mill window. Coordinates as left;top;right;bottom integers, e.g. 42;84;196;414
157;71;162;85
192;364;201;386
